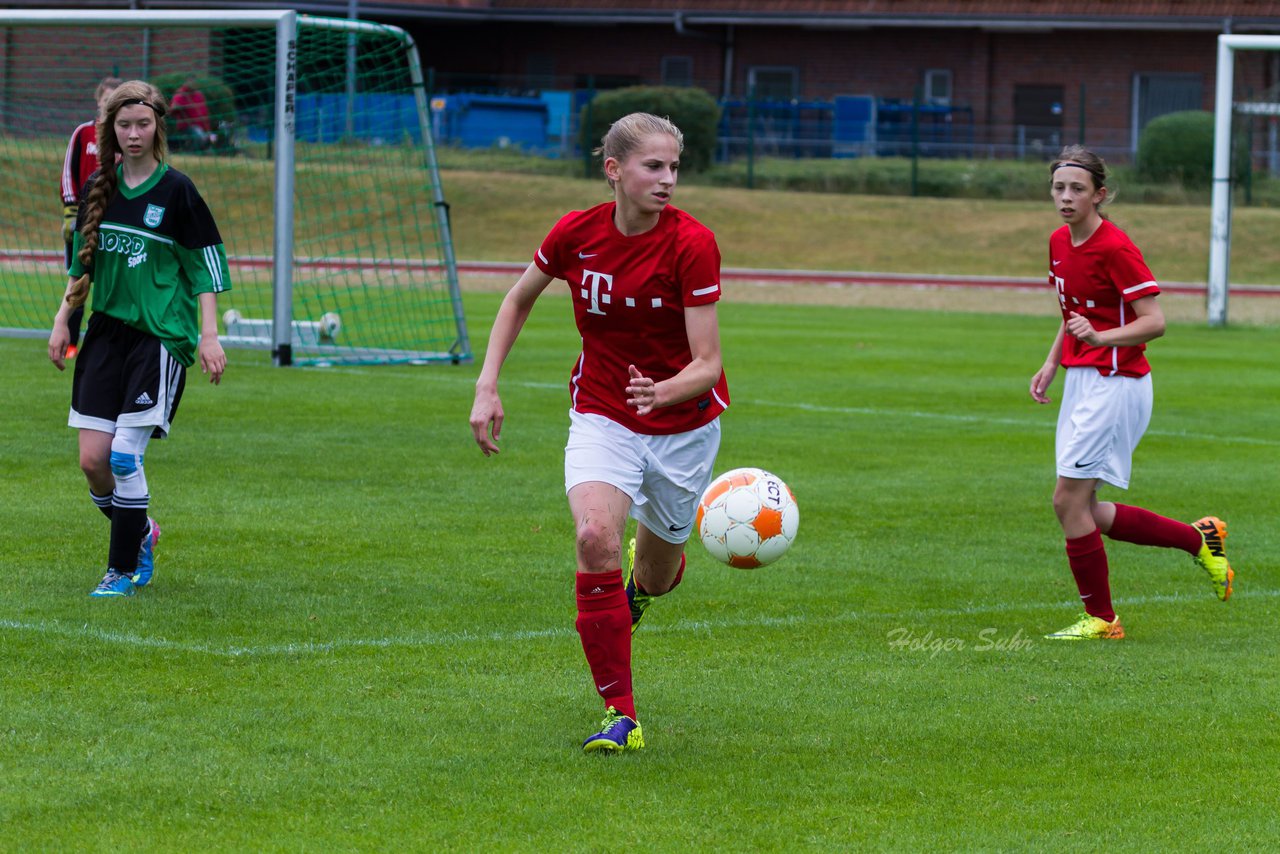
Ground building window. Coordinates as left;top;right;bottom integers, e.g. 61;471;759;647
1132;72;1203;150
747;66;798;101
1013;84;1065;152
526;54;556;92
924;69;952;106
662;56;693;88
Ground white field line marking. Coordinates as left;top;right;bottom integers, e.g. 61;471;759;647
750;399;1280;447
2;587;1273;659
283;363;1279;448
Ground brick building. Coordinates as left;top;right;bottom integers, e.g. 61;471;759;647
4;1;1280;158
345;0;1280;158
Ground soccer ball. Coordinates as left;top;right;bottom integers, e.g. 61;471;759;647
696;467;799;569
319;311;342;342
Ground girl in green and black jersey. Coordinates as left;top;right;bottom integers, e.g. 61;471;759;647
48;80;231;598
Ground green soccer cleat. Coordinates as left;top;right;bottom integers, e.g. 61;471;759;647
623;536;652;634
1193;516;1234;602
582;707;644;753
1044;612;1125;640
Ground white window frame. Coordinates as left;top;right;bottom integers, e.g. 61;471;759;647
924;69;952;105
747;66;799;101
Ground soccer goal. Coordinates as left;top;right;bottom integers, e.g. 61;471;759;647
1209;33;1280;328
0;10;470;366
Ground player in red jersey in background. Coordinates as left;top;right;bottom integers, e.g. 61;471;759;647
1030;145;1234;640
169;78;212;150
470;113;728;751
59;76;121;358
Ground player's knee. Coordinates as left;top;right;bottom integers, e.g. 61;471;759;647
109;450;141;478
1051;485;1092;527
108;450;148;499
79;448;110;481
575;520;620;571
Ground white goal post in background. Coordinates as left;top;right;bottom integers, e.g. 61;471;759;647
1209;34;1280;328
0;9;469;366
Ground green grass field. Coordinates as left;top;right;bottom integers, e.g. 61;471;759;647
3;289;1277;849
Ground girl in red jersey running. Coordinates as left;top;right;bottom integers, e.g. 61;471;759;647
1030;145;1234;640
470;113;728;751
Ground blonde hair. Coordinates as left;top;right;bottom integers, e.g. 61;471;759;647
66;81;169;309
593;112;684;189
1050;144;1114;216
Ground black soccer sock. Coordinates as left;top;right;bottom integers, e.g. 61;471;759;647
90;490;113;519
107;507;149;573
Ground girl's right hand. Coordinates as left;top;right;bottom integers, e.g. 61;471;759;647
48;323;70;371
469;388;504;456
1029;363;1057;404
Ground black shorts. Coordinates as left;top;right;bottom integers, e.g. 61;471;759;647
69;312;186;438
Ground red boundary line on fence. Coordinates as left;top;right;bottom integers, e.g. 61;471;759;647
6;249;1278;297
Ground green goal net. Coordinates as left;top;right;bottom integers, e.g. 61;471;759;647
0;10;470;366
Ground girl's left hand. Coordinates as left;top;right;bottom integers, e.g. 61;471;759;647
626;364;658;416
1065;311;1102;346
200;337;226;384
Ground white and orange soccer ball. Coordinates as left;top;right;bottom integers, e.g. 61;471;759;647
696;467;799;569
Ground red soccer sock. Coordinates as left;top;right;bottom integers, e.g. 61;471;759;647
1107;504;1203;555
574;569;635;719
1065;529;1115;622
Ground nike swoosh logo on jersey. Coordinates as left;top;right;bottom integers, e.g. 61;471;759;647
1053;260;1062;265
578;251;598;259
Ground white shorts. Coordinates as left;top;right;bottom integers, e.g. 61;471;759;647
1056;367;1152;490
565;410;721;544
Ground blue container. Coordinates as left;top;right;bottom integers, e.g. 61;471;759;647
433;94;548;149
294;93;422;145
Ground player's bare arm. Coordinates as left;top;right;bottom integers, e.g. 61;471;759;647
1066;295;1165;348
470;263;555;454
198;291;226;384
1030;321;1065;404
626;303;722;416
48;276;79;370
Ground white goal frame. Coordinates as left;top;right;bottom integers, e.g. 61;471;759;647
0;9;468;366
1209;34;1280;327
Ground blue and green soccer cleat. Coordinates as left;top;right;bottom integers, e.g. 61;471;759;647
623;537;652;634
131;517;160;587
1193;516;1234;602
582;707;644;753
91;570;137;598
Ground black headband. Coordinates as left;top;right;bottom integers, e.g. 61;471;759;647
120;98;166;117
1052;160;1102;177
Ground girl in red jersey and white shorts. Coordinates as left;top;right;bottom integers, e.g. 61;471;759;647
470;113;728;751
1030;145;1234;640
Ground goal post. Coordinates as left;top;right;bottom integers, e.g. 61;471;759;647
0;9;470;366
1209;33;1280;328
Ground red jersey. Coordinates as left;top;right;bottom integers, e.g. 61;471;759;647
534;202;729;435
60;120;100;205
171;85;211;132
1049;219;1160;378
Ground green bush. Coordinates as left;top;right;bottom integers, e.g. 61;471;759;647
152;72;237;132
1136;110;1248;188
579;86;720;175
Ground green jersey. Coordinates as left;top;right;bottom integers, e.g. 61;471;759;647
70;163;230;367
